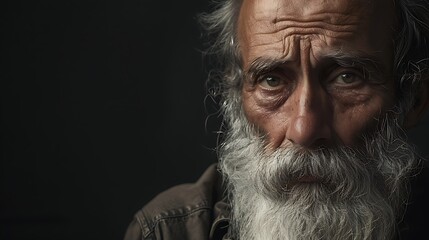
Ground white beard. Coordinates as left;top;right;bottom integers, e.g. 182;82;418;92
219;112;419;240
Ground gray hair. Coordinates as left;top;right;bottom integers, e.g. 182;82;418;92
199;0;429;125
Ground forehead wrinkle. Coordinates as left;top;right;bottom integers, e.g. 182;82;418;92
273;12;360;26
242;0;371;39
246;34;298;63
246;16;359;58
250;21;356;41
248;37;284;49
274;19;357;35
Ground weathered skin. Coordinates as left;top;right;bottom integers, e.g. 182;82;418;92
239;0;397;149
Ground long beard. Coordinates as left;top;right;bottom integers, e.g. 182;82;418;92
219;110;419;240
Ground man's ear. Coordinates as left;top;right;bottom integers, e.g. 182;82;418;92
404;80;429;129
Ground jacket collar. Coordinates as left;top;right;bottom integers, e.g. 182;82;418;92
210;199;232;240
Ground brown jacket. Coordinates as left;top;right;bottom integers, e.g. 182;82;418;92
123;164;231;240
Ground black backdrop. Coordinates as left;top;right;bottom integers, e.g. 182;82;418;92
1;1;429;240
1;1;220;239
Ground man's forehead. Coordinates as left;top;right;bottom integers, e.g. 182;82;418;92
240;0;390;23
238;0;396;67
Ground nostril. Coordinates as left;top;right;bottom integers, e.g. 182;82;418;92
286;115;331;147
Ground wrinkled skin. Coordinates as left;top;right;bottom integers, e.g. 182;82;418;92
239;0;398;149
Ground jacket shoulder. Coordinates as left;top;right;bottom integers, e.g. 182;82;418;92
124;163;222;240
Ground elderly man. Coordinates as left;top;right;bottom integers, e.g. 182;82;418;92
124;0;429;239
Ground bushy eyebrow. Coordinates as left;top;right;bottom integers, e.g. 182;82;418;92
245;52;387;83
245;57;290;82
322;51;386;80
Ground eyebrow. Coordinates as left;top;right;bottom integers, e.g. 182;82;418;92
322;51;386;80
245;52;387;83
245;57;290;83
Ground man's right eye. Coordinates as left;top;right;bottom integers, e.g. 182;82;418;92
259;76;283;89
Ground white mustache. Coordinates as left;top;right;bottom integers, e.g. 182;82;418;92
254;145;382;201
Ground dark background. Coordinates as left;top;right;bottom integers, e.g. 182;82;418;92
1;1;428;240
1;0;220;239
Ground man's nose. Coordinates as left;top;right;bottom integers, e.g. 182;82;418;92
285;81;332;147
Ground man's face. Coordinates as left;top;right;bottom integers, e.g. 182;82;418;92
239;0;397;148
220;0;420;239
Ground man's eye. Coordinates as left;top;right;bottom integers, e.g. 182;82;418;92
259;76;283;89
333;72;363;86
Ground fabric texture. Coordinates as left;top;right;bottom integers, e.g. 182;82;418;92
123;164;231;240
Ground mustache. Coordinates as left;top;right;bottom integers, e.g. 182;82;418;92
254;145;384;202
